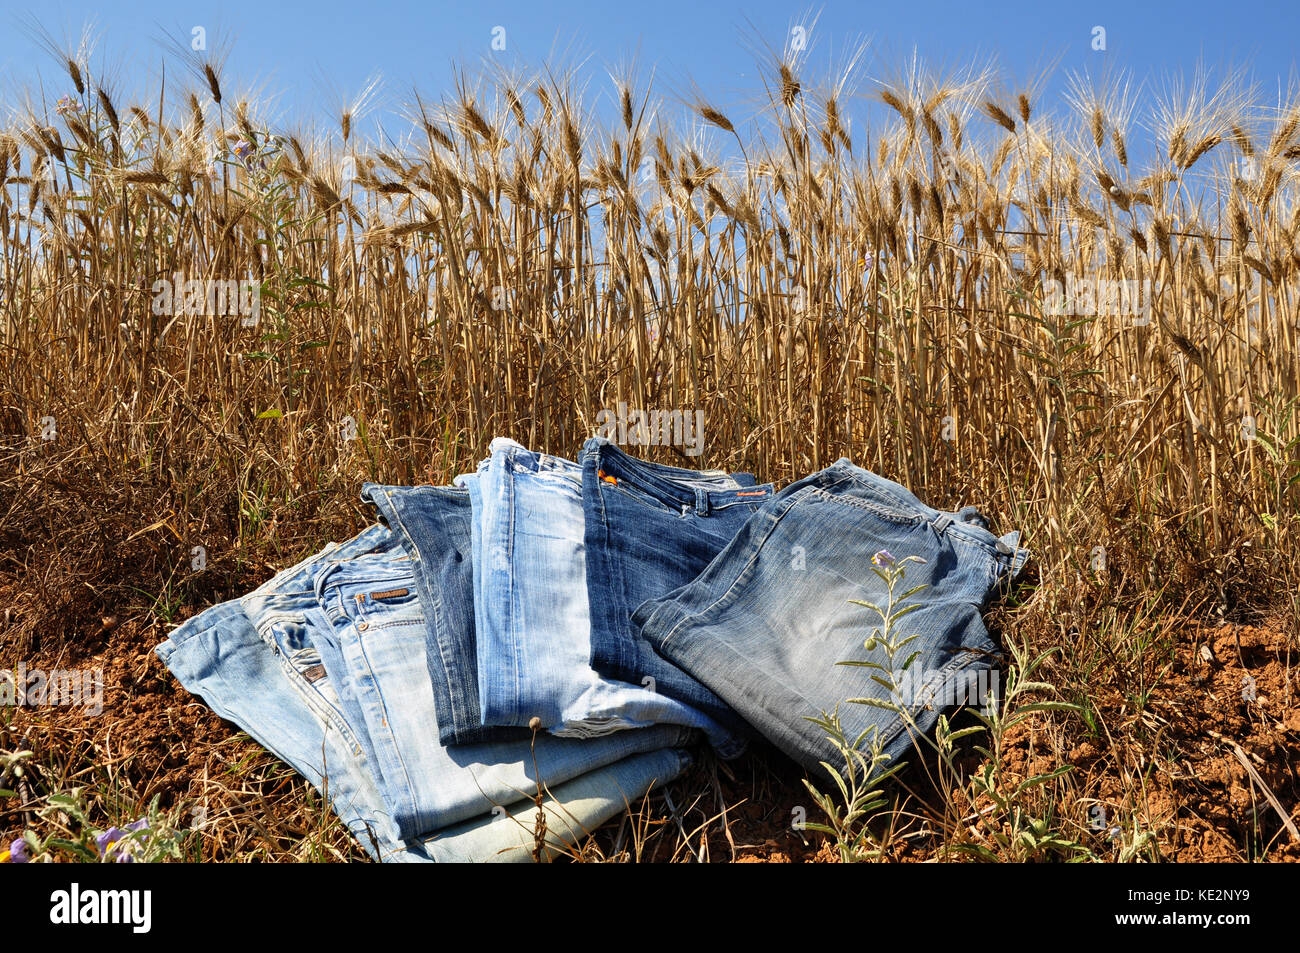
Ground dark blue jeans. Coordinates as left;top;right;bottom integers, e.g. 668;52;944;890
580;436;774;758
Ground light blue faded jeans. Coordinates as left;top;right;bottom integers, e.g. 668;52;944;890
462;437;736;746
156;523;694;861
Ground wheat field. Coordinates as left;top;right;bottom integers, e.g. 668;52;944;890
2;24;1298;862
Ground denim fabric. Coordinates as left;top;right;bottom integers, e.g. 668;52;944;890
463;437;737;745
255;521;697;840
313;541;698;840
422;746;692;862
157;594;410;859
581;436;775;758
238;522;400;773
633;458;1030;780
156;600;692;862
157;534;695;861
359;482;525;746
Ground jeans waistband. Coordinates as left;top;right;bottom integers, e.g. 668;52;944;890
489;436;580;476
816;459;1028;572
582;436;774;515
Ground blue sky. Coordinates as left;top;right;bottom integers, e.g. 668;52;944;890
1;0;1298;145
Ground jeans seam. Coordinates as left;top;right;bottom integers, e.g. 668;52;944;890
252;618;369;759
811;486;927;525
592;481;638;678
610;480;680;516
483;461;524;725
826;463;931;518
374;488;476;739
352;626;427;836
656;486;808;652
435;499;479;738
425;583;472;740
874;647;997;756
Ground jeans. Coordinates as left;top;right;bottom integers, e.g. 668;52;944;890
633;458;1030;780
157;525;696;861
359;482;523;746
421;745;693;861
244;518;696;841
580;436;774;758
462;437;737;745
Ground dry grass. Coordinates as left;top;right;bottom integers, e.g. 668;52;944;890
2;29;1299;861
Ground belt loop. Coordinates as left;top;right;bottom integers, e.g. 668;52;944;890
695;486;710;517
932;513;953;534
958;505;989;529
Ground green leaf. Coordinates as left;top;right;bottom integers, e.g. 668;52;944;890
1015;700;1085;715
888;603;924;623
848;599;884;615
256;408;283;419
1015;680;1057;694
846;696;901;710
1015;765;1073;792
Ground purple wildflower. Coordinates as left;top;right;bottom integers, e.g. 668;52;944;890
232;139;254;163
872;549;895;568
95;826;128;856
95;817;149;861
9;838;29;863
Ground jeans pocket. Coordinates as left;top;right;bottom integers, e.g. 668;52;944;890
321;563;425;632
354;582;423;630
608;480;681;517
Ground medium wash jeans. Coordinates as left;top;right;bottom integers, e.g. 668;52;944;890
157;523;694;861
580;436;774;758
358;482;523;746
634;458;1029;780
460;437;739;746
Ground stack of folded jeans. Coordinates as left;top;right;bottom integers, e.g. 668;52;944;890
156;435;1028;862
